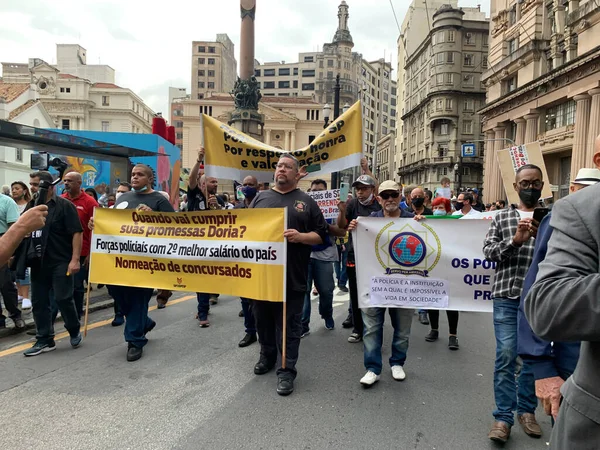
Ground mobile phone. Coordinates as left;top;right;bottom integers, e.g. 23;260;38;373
31;153;50;170
339;182;350;201
533;207;550;223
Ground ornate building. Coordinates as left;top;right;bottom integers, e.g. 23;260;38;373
481;0;600;201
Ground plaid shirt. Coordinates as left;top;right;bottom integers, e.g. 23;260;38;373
483;206;536;299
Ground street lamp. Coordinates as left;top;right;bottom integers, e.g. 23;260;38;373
342;103;350;114
323;103;332;128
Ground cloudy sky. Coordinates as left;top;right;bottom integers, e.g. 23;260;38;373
0;0;490;115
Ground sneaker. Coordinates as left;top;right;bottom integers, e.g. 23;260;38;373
21;298;32;309
70;332;82;348
300;330;310;338
276;377;294;396
199;319;210;328
448;335;460;350
425;330;439;342
360;371;380;386
418;311;429;325
127;344;143;362
348;332;362;343
13;317;26;331
24;340;56;357
337;285;349;293
324;317;335;330
209;295;219;305
391;365;406;381
342;314;353;329
111;315;124;327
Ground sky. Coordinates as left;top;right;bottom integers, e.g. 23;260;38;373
0;0;490;116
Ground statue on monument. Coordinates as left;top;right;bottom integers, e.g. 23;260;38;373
232;76;262;111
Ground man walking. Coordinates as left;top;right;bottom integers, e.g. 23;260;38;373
347;180;414;386
483;164;544;443
24;171;83;356
249;153;328;396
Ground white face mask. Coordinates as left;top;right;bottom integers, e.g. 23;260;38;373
116;192;124;200
358;193;374;206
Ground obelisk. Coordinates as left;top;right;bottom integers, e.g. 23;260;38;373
229;0;264;140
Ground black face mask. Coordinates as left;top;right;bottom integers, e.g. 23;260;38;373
412;197;425;208
455;202;464;210
518;188;542;208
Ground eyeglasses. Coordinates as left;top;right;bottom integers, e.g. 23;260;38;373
518;180;543;190
380;191;400;200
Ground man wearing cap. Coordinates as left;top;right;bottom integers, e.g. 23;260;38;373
337;174;381;343
347;181;414;385
468;188;485;212
518;166;600;430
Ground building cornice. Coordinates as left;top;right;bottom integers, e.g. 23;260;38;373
401;89;486;121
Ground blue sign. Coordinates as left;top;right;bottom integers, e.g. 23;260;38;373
461;143;476;158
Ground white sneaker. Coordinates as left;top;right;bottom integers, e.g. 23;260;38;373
22;298;32;309
360;371;380;386
391;365;406;381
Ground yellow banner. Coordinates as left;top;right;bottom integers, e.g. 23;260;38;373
203;100;363;182
89;208;287;302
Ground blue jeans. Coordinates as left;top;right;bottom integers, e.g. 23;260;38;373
302;258;335;333
362;307;413;375
334;245;348;288
241;297;256;334
111;286;154;348
492;298;537;426
197;293;210;321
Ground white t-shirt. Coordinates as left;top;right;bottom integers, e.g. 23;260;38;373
452;207;479;217
517;210;534;219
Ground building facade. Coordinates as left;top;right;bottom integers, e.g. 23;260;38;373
169;87;188;155
481;0;600;202
398;4;488;193
55;44;115;84
191;34;237;100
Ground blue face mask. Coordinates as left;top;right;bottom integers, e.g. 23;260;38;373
242;186;257;199
433;209;446;216
132;186;148;193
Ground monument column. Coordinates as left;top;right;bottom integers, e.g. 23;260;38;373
571;93;591;179
264;128;271;145
291;130;296;150
586;88;600;163
515;118;526;146
493;126;506;201
284;131;290;150
524;113;539;144
483;130;495;203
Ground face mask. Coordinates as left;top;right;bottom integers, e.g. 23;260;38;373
412;197;424;208
132;186;148;193
455;202;464;210
433;209;446;216
358;193;374;206
116;192;124;200
519;188;542;208
108;201;115;207
242;186;257;199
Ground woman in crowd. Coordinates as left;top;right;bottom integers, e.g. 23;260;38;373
11;181;32;308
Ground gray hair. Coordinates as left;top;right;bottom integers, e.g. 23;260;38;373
278;153;299;170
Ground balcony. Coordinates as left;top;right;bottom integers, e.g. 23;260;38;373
482;40;543;81
567;0;600;26
430;156;454;165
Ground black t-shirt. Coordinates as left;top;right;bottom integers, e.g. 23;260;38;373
187;186;225;212
472;201;485;212
250;189;328;293
42;195;84;266
345;197;382;263
115;191;175;212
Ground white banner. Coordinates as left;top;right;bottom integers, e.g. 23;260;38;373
354;217;495;312
306;189;340;220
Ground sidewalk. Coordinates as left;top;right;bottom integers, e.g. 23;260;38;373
0;284;115;339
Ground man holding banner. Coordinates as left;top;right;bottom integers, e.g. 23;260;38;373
249;153;328;396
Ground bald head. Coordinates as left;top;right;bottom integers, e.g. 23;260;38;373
63;171;83;197
242;175;258;188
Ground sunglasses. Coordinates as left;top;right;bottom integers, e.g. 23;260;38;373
380;191;400;200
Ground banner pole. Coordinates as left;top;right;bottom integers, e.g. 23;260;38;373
281;301;287;369
281;207;288;370
83;280;92;337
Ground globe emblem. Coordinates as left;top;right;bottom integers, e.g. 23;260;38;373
389;232;426;267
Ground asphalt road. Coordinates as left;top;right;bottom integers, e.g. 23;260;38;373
0;290;552;450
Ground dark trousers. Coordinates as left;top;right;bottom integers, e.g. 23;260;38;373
428;310;459;334
197;293;210;320
111;286;154;348
251;291;304;380
0;265;20;324
106;285;122;317
347;265;363;335
31;262;80;344
241;297;256;334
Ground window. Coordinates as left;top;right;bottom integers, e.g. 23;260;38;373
436;99;443;111
548;3;556;34
16;148;23;162
175;121;183;128
438;167;448;177
383;126;388;135
391;120;396;128
447;52;454;63
208;70;215;77
263;81;275;89
504;75;518;93
278;81;290;88
463;167;471;176
293;68;298;75
436;74;444;85
198;81;205;88
173;109;183;116
304;56;314;63
198;57;205;64
465;33;474;45
207;82;215;89
302;83;315;90
198;70;205;76
464;99;474;111
254;69;261;77
176;132;183;139
198;46;205;52
440;122;449;135
482;56;488;69
545;100;576;130
436;31;446;44
463;120;473;134
302;69;315;77
208;46;215;53
327;59;334;67
102;95;109;106
483;34;489;46
446;99;453;110
509;5;517;26
437;53;444;64
464;54;474;66
438;145;449;157
60;87;71;93
279;68;290;76
327;71;333;79
448;30;455;42
207;58;215;65
447;73;454;84
264;69;275;76
508;39;518;55
61;119;70;130
101;121;109;132
293;80;298;88
197;93;204;99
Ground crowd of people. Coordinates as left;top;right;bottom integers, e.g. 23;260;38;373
1;139;598;448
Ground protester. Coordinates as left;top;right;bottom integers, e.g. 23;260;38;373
85;188;99;203
11;181;32;309
249;153;328;396
301;179;346;337
452;192;479;217
1;205;47;267
409;187;433;217
235;175;259;348
468;188;485;212
435;177;452;199
24;171;83;356
347;180;414;385
400;185;414;211
525;179;600;449
61;171;98;318
337;174;381;343
496;200;506;210
423;188;433;210
334;231;349;294
483;164;544;443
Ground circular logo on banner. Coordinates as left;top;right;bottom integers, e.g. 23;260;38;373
388;232;426;267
